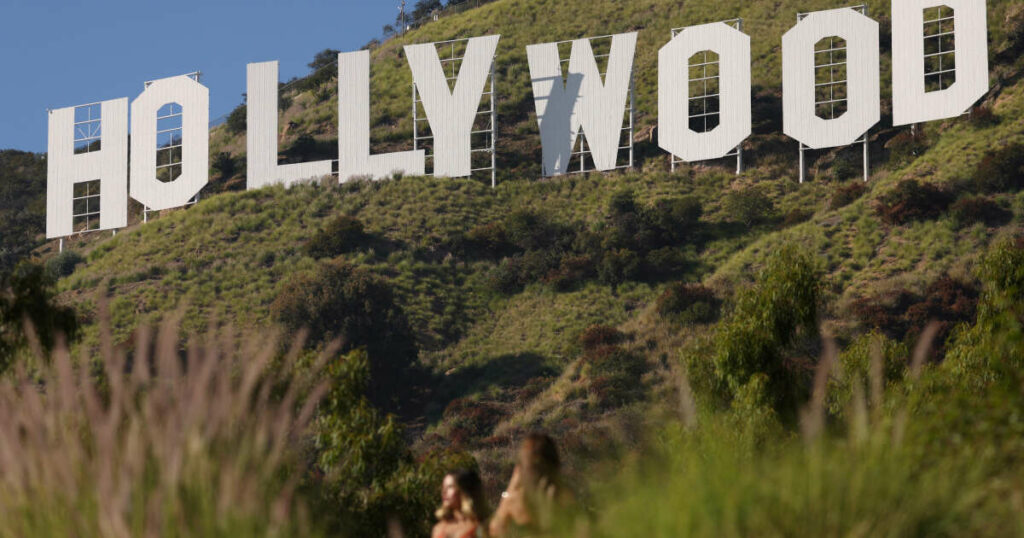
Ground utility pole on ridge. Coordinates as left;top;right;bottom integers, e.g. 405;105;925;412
400;1;407;34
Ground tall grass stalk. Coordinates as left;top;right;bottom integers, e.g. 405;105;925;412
0;314;329;537
590;327;1024;538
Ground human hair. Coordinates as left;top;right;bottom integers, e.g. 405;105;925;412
517;432;561;493
435;468;490;522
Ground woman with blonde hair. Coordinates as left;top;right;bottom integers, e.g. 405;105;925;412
433;468;491;538
489;433;574;537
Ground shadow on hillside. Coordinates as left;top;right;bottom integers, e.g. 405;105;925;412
697;220;754;245
280;135;337;164
421;352;557;422
363;234;408;259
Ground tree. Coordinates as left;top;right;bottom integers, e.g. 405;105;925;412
270;260;417;409
308;48;341;72
225;103;246;134
411;0;443;21
0;262;78;372
712;246;820;412
312;349;477;538
0;151;47;275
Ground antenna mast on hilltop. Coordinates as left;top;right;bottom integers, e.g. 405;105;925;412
399;0;407;34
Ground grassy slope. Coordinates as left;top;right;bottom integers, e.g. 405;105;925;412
57;0;1024;471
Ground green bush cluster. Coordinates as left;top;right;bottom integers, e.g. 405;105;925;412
828;181;867;210
44;250;83;280
655;282;720;325
306;215;369;258
884;129;929;166
482;191;702;292
973;143;1024;193
849;275;979;358
578;325;648;410
826;331;909;416
949;195;1012;228
711;246;820;413
0;262;78;371
270;260;418;410
225;103;246;134
311;348;475;538
875;179;954;225
723;185;776;227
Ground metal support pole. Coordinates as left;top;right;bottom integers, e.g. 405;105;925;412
581;137;586;174
736;147;743;175
863;134;870;182
412;83;418;155
490;59;497;189
59;238;64;253
798;143;806;184
628;68;635;170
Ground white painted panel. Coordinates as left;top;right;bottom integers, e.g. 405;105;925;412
892;0;989;126
46;99;128;238
659;22;751;163
782;8;880;150
246;61;332;189
337;50;425;182
130;76;209;210
527;32;637;176
405;35;500;178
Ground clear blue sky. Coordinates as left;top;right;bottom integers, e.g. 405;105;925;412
0;0;400;152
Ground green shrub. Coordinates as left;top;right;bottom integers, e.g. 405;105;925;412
950;196;1012;228
643;247;691;280
270;260;416;408
644;195;703;245
967;104;999;127
226;103;246;134
826;331;909;416
503;210;571;252
944;237;1024;389
579;326;648;409
828;181;867;210
1006;5;1024;55
542;254;595;291
713;246;820;412
723;186;776;227
849;275;978;358
0;263;78;370
973;143;1024;193
781;208;814;226
875;179;954;225
306;215;368;258
598;248;643;286
656;282;720;325
829;153;859;181
579;324;625;352
463;221;514;259
486;257;525;294
313;349;476;538
211;151;237;180
44;250;83;280
885;129;929;166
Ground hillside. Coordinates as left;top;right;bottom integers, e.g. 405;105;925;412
4;0;1024;535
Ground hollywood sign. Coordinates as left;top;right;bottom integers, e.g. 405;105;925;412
46;0;989;239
